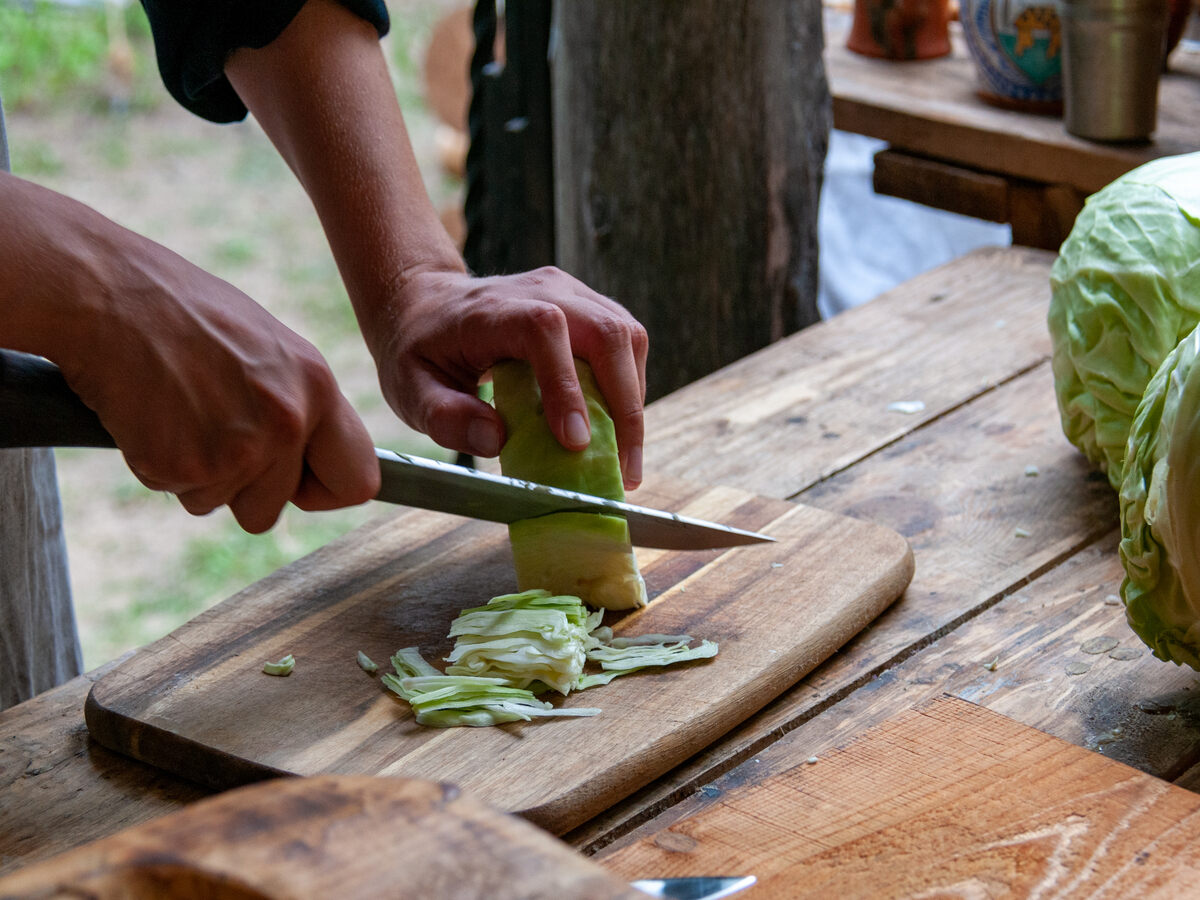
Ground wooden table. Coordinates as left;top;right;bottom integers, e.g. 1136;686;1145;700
825;13;1200;249
8;245;1200;891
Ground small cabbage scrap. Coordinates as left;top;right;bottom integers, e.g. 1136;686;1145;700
1049;151;1200;488
262;654;295;676
1119;323;1200;668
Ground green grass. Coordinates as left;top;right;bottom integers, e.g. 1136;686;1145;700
0;0;160;113
9;137;63;175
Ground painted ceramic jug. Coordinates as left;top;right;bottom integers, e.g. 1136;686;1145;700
960;0;1064;112
847;0;953;59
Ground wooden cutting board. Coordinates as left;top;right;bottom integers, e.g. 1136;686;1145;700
0;775;644;900
85;476;913;836
598;695;1200;896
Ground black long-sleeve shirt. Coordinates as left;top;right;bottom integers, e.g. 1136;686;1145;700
138;1;390;123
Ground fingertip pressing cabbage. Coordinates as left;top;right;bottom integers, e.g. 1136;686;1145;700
493;359;647;610
1119;323;1200;668
1049;151;1200;488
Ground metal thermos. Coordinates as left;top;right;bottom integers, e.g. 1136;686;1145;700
1061;0;1169;141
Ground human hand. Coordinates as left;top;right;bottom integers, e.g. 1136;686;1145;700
46;223;380;533
369;266;648;489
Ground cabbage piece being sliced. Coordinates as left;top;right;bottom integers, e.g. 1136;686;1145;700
493;359;647;610
1119;323;1200;668
1049;152;1200;488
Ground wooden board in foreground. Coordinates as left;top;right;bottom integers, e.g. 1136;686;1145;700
598;695;1200;896
0;776;641;900
85;478;913;836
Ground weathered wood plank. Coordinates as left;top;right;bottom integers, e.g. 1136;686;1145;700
0;776;643;900
597;696;1200;897
600;531;1200;865
826;15;1200;195
83;479;909;838
0;671;207;875
554;0;830;399
567;361;1118;852
872;148;1010;223
644;246;1055;498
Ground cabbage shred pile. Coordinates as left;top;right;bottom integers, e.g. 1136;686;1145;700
381;589;718;727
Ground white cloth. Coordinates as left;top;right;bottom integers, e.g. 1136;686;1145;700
818;130;1013;318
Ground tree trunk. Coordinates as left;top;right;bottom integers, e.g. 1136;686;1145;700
552;0;832;400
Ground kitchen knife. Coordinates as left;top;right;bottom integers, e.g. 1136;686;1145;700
0;349;774;550
631;875;757;899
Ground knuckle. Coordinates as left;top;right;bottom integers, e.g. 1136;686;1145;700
522;265;565;289
220;429;264;475
591;314;634;349
526;302;569;336
417;393;459;434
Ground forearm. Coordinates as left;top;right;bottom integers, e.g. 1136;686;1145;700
0;171;138;371
224;0;464;358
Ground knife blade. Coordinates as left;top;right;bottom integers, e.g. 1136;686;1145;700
630;875;757;899
0;350;774;550
375;449;773;550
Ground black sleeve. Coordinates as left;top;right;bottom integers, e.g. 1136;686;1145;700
138;1;390;123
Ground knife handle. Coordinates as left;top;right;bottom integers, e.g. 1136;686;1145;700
0;349;117;449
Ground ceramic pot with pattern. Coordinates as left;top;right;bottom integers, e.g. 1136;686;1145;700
847;0;953;59
960;0;1065;112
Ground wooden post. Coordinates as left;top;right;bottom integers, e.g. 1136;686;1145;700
551;0;831;400
0;100;82;709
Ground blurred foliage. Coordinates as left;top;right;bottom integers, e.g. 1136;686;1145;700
0;0;160;113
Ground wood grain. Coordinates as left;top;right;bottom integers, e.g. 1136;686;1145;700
567;360;1118;852
554;0;830;399
3;246;1156;881
84;479;912;836
0;669;208;875
826;14;1200;195
872;148;1010;224
597;696;1200;897
643;245;1056;497
0;776;643;900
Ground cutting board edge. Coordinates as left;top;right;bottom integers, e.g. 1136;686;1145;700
515;534;916;835
84;685;290;792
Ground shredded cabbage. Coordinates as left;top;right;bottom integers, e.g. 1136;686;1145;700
381;591;719;727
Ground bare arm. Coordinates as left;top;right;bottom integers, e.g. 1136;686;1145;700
225;0;647;486
0;170;379;532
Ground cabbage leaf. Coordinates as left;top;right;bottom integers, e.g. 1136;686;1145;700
1119;323;1200;667
1049;151;1200;488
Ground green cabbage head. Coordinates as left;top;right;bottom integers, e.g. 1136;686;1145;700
1049;152;1200;489
1119;323;1200;668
